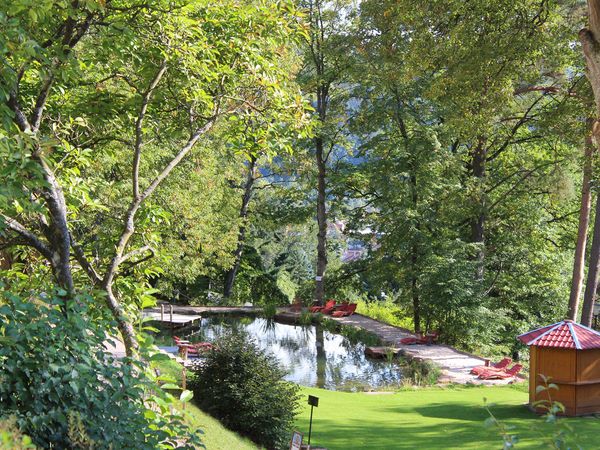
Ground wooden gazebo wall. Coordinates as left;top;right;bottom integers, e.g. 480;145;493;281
529;346;600;416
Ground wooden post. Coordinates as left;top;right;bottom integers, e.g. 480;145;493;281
182;366;187;411
170;304;174;333
160;304;164;322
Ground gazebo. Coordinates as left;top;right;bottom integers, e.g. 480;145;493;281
518;319;600;416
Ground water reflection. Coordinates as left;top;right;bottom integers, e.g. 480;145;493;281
184;315;404;391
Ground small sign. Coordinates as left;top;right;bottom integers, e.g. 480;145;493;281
308;395;319;407
290;430;303;450
315;276;323;281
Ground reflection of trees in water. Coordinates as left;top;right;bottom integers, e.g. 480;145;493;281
175;315;405;389
316;325;326;388
260;317;276;334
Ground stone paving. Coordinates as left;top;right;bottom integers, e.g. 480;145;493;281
330;313;522;385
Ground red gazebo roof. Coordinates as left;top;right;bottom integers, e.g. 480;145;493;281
518;320;600;350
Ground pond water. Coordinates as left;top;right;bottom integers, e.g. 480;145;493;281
161;315;404;391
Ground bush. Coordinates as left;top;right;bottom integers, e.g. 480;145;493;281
402;358;441;386
0;289;198;449
0;417;34;449
189;332;300;449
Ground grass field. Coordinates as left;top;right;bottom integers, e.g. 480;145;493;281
154;359;258;450
157;357;599;450
295;384;599;449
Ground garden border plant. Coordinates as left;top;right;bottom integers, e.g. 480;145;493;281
189;331;301;449
0;288;199;449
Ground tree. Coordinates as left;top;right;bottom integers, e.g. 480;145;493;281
298;0;354;304
0;0;304;354
568;118;595;320
579;0;600;326
339;0;583;346
222;99;306;299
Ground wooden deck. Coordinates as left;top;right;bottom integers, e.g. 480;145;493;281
142;310;202;326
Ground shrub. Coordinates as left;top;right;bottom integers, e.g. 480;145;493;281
355;299;413;330
0;417;34;449
401;358;441;386
0;289;198;449
189;332;300;449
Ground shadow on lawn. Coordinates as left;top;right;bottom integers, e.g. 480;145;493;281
301;417;504;450
410;403;530;421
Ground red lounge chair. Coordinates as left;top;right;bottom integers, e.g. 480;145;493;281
399;331;439;345
322;300;343;315
399;332;422;345
478;364;523;380
310;299;336;313
470;357;512;375
331;303;357;317
173;336;213;357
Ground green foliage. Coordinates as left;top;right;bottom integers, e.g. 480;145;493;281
227;245;289;306
401;359;441;387
485;377;580;449
355;299;413;331
298;309;313;325
189;332;301;449
0;417;34;450
263;303;277;319
0;289;199;449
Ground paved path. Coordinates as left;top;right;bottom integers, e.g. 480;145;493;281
330;313;519;385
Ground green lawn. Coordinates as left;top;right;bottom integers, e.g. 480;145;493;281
181;405;258;450
154;359;258;450
295;384;599;449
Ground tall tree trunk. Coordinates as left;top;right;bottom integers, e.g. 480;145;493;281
409;170;421;333
411;249;421;334
224;155;257;298
568;119;595;320
470;138;487;281
579;0;600;326
315;135;328;305
0;250;12;270
581;194;600;327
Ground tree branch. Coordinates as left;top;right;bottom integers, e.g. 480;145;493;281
120;245;155;265
69;233;101;285
133;59;167;200
1;214;53;261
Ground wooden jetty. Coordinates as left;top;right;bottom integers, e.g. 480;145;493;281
143;304;202;329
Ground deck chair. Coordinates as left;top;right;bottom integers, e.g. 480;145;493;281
173;336;213;357
322;300;343;315
478;364;523;380
470;357;512;375
399;331;439;345
331;303;357;317
310;299;335;313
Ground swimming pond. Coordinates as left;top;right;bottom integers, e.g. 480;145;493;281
158;314;404;391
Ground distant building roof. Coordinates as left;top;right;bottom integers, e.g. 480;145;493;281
518;320;600;350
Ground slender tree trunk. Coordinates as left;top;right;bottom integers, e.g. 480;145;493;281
315;135;328;305
411;250;421;334
579;0;600;325
0;250;12;270
568;119;595;320
582;194;600;327
470;138;487;281
224;156;257;298
409;171;421;333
